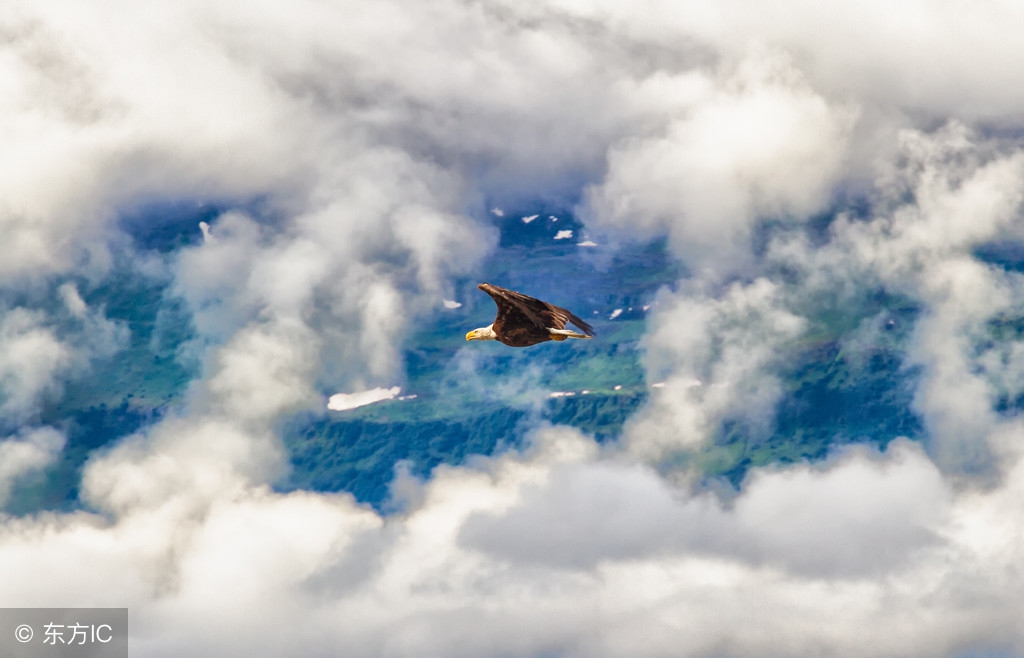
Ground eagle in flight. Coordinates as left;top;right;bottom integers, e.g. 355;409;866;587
466;283;595;347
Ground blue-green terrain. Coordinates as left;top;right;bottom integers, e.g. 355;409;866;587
4;205;932;513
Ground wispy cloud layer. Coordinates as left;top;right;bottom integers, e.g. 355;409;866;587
2;1;1024;656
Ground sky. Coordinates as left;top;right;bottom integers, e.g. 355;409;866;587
3;1;1024;656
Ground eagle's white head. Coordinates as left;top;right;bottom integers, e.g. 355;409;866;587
465;324;498;341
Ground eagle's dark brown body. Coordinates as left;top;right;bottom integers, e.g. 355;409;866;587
476;283;594;347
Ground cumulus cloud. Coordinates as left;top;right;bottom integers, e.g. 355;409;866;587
583;52;854;270
3;0;1024;657
2;428;1022;657
462;438;948;576
0;308;73;420
626;278;805;459
0;427;65;505
763;124;1024;478
0;284;128;426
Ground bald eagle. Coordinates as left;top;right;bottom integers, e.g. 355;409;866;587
466;283;595;347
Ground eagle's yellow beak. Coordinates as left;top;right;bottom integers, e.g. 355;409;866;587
466;330;477;341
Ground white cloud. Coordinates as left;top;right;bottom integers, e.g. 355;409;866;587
765;124;1024;476
0;427;65;505
462;437;948;577
1;427;1022;657
627;278;805;459
57;282;87;318
198;220;213;243
207;320;322;421
0;309;72;420
582;51;854;271
2;1;1024;656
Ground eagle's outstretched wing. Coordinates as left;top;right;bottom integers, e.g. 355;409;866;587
478;283;595;336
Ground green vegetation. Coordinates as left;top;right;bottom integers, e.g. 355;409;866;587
691;309;924;485
6;264;197;513
3;207;945;512
282;390;648;502
62;271;195;412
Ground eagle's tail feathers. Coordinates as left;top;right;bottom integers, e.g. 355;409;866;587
548;328;592;339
